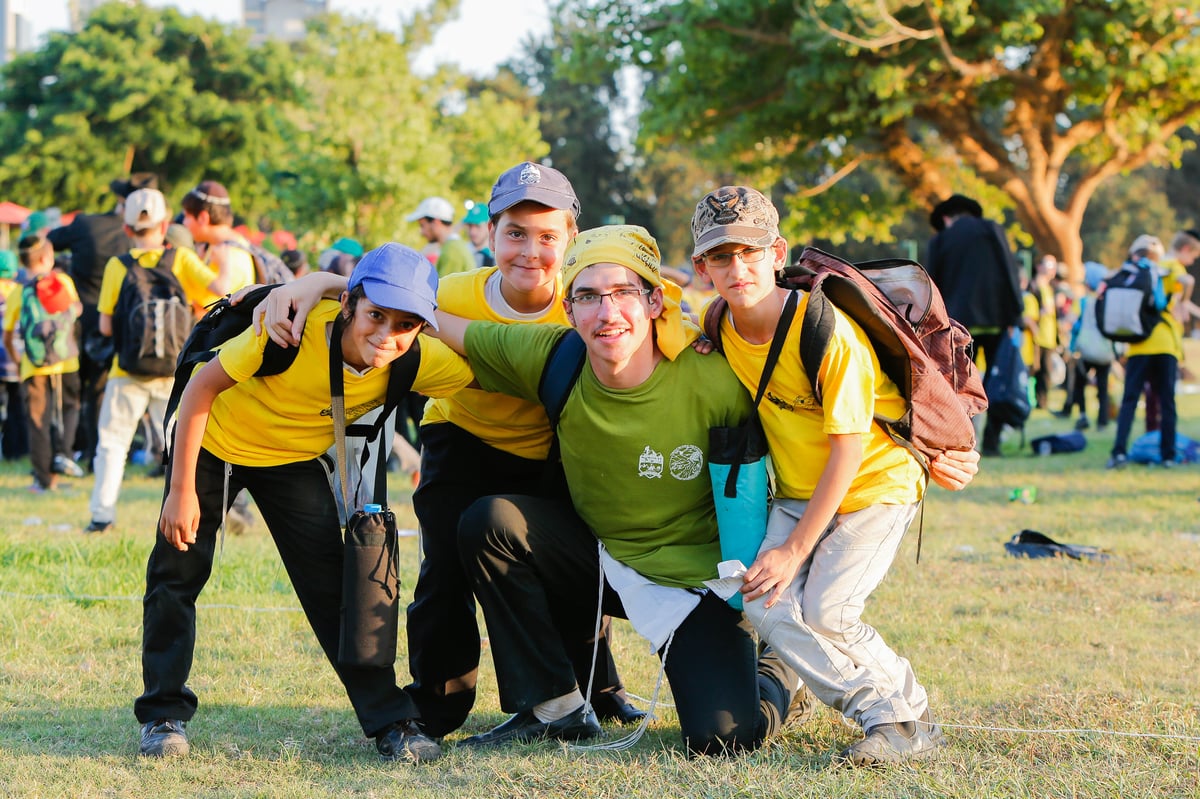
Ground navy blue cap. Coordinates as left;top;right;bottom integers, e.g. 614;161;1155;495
347;243;439;330
488;162;581;219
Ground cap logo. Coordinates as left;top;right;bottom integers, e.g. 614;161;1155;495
707;192;744;225
519;164;542;186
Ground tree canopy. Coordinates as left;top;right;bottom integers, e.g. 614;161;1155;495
559;0;1200;275
0;1;548;249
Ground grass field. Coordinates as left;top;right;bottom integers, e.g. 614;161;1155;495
1;387;1199;798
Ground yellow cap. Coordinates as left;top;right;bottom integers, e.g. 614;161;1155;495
563;225;698;360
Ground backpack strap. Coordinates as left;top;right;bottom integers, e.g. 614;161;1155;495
538;329;587;430
701;297;728;353
798;283;835;405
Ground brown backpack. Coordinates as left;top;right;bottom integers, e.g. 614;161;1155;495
702;246;988;470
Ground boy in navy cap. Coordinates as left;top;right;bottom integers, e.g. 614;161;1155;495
135;244;473;763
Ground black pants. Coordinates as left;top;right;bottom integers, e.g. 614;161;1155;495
973;332;1005;452
2;379;28;459
407;423;625;737
74;310;109;471
459;494;796;755
1064;358;1111;423
21;371;81;488
136;448;419;737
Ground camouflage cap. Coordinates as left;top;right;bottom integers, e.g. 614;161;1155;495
691;186;780;258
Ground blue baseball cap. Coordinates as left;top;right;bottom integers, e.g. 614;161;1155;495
488;162;580;219
347;243;439;330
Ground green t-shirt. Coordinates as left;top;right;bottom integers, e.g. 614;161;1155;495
464;322;753;588
436;237;475;278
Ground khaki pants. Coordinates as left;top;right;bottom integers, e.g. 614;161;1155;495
744;499;926;731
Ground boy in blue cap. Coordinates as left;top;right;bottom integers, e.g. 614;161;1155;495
136;244;473;763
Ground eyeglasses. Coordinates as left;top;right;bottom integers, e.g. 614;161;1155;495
701;246;769;268
566;288;652;309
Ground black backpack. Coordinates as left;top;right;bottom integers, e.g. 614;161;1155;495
112;250;193;377
163;284;300;446
1094;260;1163;343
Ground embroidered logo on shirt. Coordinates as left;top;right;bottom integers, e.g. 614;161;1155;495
669;445;704;481
320;397;383;421
637;446;664;479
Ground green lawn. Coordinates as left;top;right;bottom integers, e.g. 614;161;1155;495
1;388;1198;798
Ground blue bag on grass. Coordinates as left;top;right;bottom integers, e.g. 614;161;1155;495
1128;431;1199;464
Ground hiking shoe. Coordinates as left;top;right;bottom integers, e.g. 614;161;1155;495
83;520;114;534
837;720;939;767
1105;453;1128;470
918;708;946;748
139;718;189;757
53;454;85;478
784;683;820;728
375;719;442;763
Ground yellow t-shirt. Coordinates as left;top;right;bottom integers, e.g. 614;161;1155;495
204;300;474;467
209;239;259;301
714;294;923;511
98;247;236;378
3;275;81;380
1127;258;1185;360
421;267;569;460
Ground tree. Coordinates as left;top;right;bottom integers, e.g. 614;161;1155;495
560;0;1200;279
0;1;296;214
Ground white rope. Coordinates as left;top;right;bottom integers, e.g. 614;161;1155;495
569;631;674;753
0;590;303;613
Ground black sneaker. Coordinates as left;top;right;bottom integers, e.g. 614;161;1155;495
139;718;189;757
375;719;442;763
1105;453;1128;470
83;520;114;534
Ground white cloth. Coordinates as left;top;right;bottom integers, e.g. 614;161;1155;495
599;545;701;652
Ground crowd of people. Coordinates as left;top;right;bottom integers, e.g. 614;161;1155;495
4;162;1188;769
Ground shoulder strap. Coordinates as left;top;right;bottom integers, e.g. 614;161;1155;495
701;297;728;352
538;329;587;430
798;283;835;405
721;291;799;498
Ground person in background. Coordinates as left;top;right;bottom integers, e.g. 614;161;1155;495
1106;234;1192;469
408;197;475;278
2;234;82;493
926;194;1023;456
462;202;495;268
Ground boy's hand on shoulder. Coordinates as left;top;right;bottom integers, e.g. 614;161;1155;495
159;488;201;552
690;337;715;356
929;448;980;491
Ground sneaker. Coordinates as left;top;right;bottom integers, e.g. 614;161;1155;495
53;454;85;478
1105;453;1128;470
27;482;50;494
83;520;114;534
837;720;939;767
1074;416;1090;431
139;718;189;757
375;719;442;763
784;683;820;728
1160;458;1176;469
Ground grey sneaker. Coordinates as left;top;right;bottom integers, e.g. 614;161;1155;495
837;720;939;766
139;718;189;757
375;720;442;763
53;453;85;478
1105;453;1128;470
784;683;820;728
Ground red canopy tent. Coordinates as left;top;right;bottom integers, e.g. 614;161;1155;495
0;201;31;226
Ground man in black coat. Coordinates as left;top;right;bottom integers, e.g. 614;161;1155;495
48;172;157;470
926;194;1024;456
